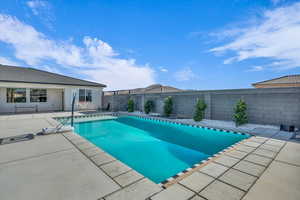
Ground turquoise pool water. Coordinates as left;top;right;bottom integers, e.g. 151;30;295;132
74;116;249;183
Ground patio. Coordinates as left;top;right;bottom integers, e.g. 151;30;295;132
0;112;299;200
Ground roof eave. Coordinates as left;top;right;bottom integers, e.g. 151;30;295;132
0;80;106;87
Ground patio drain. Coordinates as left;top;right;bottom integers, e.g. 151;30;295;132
0;134;34;145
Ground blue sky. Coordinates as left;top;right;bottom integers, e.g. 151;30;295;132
0;0;300;90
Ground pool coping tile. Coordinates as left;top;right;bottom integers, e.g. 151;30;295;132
243;141;261;148
224;149;249;159
76;141;97;151
104;178;162;200
213;155;240;167
59;115;254;190
113;170;144;187
198;162;229;178
179;171;215;192
81;147;104;157
56;114;276;200
160;137;252;188
100;160;132;178
150;184;195;200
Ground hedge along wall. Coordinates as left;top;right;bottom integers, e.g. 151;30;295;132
103;87;300;127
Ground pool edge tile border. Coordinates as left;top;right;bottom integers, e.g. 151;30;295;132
53;113;118;124
160;137;253;188
119;113;250;137
55;113;254;189
116;113;253;188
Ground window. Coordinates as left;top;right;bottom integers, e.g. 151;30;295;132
79;89;92;102
86;89;92;102
30;89;47;102
7;88;26;103
79;89;86;102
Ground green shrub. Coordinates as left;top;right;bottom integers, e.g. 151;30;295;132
193;99;207;121
233;99;248;126
127;99;134;112
144;100;154;114
163;96;173;117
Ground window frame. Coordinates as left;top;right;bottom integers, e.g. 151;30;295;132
86;89;92;102
78;89;92;103
30;89;47;103
6;88;27;103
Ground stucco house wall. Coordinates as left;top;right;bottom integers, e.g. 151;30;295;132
63;86;103;111
0;81;103;113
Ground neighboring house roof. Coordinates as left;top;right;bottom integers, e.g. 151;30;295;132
144;84;180;92
252;75;300;86
105;84;182;95
0;64;106;87
138;84;181;93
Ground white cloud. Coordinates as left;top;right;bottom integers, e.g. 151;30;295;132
0;56;20;66
26;0;49;16
159;67;168;72
0;14;83;66
246;66;264;72
210;2;300;70
26;0;54;30
0;14;155;90
174;67;197;81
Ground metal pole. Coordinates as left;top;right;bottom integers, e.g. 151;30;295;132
71;93;76;127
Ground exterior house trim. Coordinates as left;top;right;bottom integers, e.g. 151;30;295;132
0;65;106;114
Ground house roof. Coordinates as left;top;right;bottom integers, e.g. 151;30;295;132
104;84;181;95
252;75;300;86
143;84;180;91
0;64;106;87
128;84;181;93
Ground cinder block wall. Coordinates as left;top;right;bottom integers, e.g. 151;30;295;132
103;87;300;127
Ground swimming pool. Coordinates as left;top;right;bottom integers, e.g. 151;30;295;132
73;115;249;183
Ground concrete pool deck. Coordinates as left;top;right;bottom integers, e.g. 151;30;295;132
0;112;299;200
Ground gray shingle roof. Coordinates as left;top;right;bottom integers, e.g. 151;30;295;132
0;64;106;87
253;75;300;85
